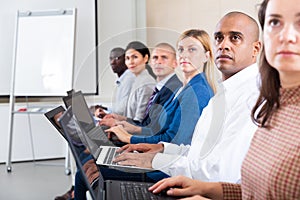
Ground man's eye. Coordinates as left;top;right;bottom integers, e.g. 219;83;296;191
214;36;223;42
232;35;240;40
230;34;242;42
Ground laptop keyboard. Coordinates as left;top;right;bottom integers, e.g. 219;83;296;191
103;147;120;165
120;182;161;200
120;182;157;200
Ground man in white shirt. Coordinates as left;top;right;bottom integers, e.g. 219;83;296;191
109;47;135;116
113;11;262;183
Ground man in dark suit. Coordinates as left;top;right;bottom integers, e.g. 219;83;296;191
137;43;183;130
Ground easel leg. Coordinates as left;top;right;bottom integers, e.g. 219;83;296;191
6;111;14;173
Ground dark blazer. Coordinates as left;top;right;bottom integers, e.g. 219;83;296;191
137;74;182;130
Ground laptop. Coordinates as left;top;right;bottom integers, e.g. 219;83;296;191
58;107;176;200
58;107;101;200
68;102;155;173
62;90;115;148
62;91;147;170
44;105;87;147
44;105;65;136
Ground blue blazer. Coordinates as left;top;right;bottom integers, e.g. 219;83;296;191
131;73;214;145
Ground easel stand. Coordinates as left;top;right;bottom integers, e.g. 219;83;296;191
6;9;76;174
6;98;71;174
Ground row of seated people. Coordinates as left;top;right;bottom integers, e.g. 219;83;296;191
55;36;216;199
71;32;217;199
56;5;300;200
70;12;254;198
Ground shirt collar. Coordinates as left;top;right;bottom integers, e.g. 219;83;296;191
116;69;132;85
222;63;259;92
156;73;175;91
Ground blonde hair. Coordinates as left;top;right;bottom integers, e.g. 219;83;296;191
177;29;218;94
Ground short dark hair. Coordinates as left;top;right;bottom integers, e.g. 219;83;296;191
110;47;125;56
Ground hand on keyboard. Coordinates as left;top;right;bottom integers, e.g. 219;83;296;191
113;151;155;168
117;143;164;153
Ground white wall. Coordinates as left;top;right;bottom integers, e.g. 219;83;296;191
0;103;66;163
96;0;147;101
146;0;262;48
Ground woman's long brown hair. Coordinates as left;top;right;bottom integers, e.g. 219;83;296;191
251;0;281;127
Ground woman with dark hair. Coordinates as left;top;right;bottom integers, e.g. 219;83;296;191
148;0;300;199
123;41;156;122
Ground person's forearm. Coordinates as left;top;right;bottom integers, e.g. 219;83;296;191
134;126;142;134
203;182;223;200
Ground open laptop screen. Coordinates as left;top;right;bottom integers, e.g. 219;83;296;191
63;91;96;133
44;106;65;136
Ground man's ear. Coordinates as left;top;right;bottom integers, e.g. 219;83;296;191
172;59;178;69
253;41;262;58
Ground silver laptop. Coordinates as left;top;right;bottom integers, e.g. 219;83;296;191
65;101;154;172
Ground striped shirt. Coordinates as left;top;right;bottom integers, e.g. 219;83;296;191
222;85;300;199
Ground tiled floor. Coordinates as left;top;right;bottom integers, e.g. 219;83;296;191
0;159;72;200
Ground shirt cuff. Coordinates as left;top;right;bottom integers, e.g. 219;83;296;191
160;142;180;154
152;153;181;172
221;183;242;200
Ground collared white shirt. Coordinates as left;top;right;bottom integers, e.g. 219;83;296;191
111;69;135;115
155;72;175;91
152;63;260;183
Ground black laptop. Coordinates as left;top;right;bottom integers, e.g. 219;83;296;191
58;107;176;200
44;105;86;146
62;91;114;147
44;105;65;136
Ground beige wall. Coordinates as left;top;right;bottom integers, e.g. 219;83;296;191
146;0;262;48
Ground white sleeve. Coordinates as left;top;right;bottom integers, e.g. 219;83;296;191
162;89;259;183
152;101;212;177
161;142;190;155
152;143;190;175
186;121;256;182
152;153;191;176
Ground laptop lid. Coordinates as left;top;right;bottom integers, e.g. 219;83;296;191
62;90;96;133
44;105;66;136
58;107;104;200
62;89;76;108
45;105;85;146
